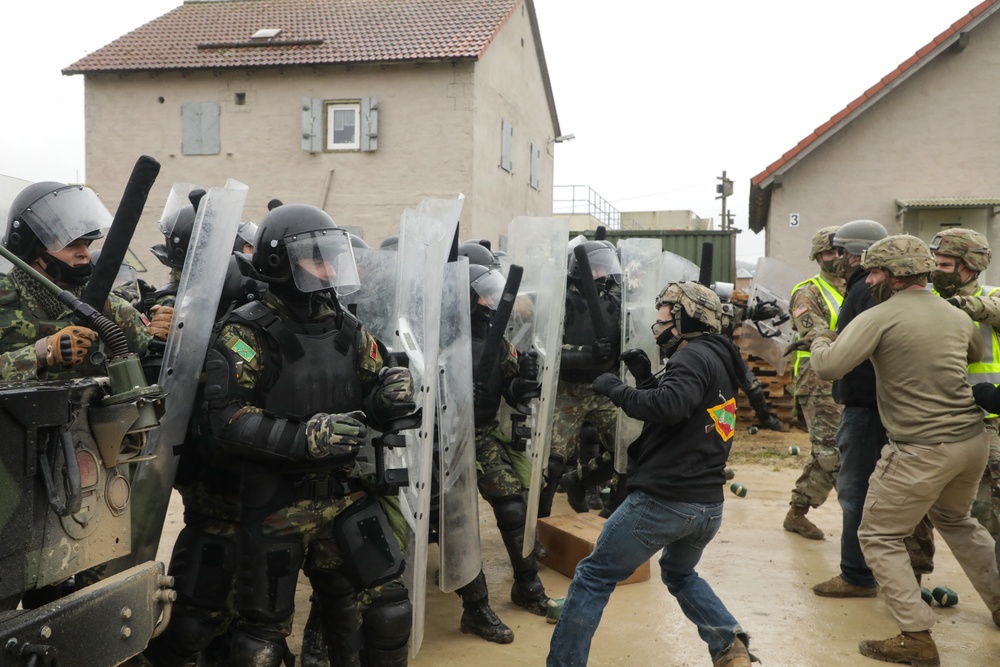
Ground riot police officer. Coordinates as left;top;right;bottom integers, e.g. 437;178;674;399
201;203;416;666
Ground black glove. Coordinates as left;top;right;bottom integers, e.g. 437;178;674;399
973;382;1000;414
591;337;614;361
518;350;540;380
509;377;541;403
760;414;786;432
746;301;783;321
620;348;652;382
592;372;625;403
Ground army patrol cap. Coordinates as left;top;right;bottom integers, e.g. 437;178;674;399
861;234;935;276
833;220;888;256
928;228;991;272
809;226;841;261
655;281;722;334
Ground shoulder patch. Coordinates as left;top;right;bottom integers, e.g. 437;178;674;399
369;338;378;361
707;397;737;442
228;336;257;363
793;305;808;318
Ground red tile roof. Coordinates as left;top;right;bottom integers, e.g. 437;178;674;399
64;0;521;74
748;0;1000;232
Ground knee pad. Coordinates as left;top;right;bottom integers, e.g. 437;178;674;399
334;495;405;588
364;592;412;651
235;529;304;625
491;495;526;532
228;625;288;667
168;524;238;609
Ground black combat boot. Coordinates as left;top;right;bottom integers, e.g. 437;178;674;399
537;456;566;518
559;470;590;513
499;526;550;616
457;571;514;644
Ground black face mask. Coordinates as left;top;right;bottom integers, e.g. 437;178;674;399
41;252;93;287
930;268;966;297
655;323;682;358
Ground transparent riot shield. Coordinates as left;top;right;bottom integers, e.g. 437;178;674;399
390;202;458;658
115;180;248;570
614;239;662;473
741;256;799;376
506;217;569;558
661;249;701;283
342;247;399;351
436;257;480;593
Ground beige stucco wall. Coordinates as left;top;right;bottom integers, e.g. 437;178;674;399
764;13;1000;286
80;12;556;285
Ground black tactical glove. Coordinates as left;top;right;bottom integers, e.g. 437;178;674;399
518;350;540;380
746;301;783;321
509;377;541;404
592;372;625;404
305;410;367;460
759;413;786;432
620;348;652;382
591;337;614;361
782;336;813;357
973;382;1000;414
371;366;417;424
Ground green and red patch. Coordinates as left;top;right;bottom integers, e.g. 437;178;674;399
707;397;737;441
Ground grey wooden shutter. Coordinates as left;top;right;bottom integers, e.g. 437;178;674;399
361;97;378;152
181;102;220;155
301;97;323;153
529;143;540;189
501;119;513;172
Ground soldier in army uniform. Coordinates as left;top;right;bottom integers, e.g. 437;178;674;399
0;181;171;383
930;228;1000;539
782;227;845;540
201;203;416;666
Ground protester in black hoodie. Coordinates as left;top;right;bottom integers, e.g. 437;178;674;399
547;281;754;667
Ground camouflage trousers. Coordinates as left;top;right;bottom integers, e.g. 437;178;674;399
790;393;842;508
476;421;532;500
550;380;617;465
971;421;1000;537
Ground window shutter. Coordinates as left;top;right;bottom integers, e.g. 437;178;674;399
361;96;379;152
301;97;323;153
529;143;540;189
501;119;513;172
181;102;220;155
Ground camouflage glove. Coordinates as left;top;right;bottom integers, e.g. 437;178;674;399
36;325;98;367
305;410;368;459
620;348;652;382
373;366;416;422
147;305;174;340
591;337;614;361
518;350;539;380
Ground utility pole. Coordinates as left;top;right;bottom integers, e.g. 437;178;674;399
716;171;733;231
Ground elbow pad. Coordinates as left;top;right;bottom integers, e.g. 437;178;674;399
217;409;309;462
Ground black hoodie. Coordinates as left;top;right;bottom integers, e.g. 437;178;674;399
604;334;740;503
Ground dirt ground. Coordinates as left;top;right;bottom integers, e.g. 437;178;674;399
155;426;1000;666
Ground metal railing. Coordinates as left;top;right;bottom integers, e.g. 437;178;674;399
552;185;621;229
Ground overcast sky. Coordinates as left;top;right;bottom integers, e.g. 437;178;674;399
0;0;979;259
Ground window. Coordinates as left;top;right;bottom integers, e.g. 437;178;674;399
326;102;360;150
181;102;220;155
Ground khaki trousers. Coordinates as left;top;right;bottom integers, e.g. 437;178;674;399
859;431;1000;632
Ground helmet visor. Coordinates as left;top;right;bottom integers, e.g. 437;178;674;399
470;268;507;310
21;185;111;251
158;183;197;236
285;227;360;295
586;246;623;281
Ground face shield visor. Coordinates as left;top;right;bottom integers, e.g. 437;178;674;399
158;183;198;237
285;227;360;295
470;267;507;310
20;185;111;252
586;246;623;283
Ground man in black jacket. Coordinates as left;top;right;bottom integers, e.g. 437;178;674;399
547;281;753;667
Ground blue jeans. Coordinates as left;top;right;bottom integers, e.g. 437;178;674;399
835;406;886;587
547;491;746;666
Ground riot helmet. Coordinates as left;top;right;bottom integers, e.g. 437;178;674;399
567;240;622;285
379;235;399;252
5;181;110;263
458;241;500;269
469;264;506;311
253;204;359;295
233;221;259;254
653;281;722;357
150;188;206;269
349;233;371;250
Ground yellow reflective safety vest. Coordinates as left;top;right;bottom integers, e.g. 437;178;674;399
936;284;1000;418
791;275;844;378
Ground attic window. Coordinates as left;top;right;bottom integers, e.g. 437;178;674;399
251;28;282;40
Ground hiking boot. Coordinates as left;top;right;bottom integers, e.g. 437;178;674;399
713;637;752;667
560;471;590;513
586;486;603;510
783;505;824;540
460;603;514;644
511;577;550;616
858;631;939;667
812;575;878;598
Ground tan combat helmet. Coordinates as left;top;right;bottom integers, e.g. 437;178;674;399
808;226;841;261
656;281;723;334
861;235;936;276
928;228;991;272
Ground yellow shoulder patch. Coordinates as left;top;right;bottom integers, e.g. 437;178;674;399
228;336;256;363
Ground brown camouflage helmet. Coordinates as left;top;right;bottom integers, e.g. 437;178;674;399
808;226;841;260
655;281;722;334
928;228;991;272
860;234;936;276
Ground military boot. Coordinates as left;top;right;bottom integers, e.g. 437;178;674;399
559;470;590;513
499;526;551;616
586;486;603;510
457;571;514;644
712;637;752;667
812;575;878;598
783;505;824;540
859;631;939;667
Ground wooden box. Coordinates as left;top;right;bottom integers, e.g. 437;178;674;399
536;513;650;585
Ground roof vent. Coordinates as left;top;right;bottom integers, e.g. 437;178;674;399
251;28;282;40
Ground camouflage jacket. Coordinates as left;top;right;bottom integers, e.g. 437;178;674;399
0;270;152;382
789;270;845;395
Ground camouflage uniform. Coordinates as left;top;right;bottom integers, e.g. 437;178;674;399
0;267;152;382
788;269;845;510
476;340;531;500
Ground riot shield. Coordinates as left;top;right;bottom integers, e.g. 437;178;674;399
112;179;247;571
661;249;701;283
390;201;458;658
505;217;569;558
436;257;480;593
614;239;662;473
341;246;399;350
741;256;799;376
